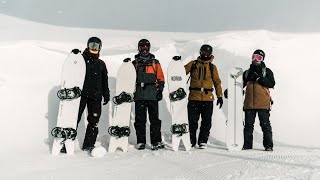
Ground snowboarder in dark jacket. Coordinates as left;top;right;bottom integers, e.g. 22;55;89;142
132;39;165;150
63;37;110;152
242;49;275;151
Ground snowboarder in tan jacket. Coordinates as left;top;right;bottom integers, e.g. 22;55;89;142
184;44;223;149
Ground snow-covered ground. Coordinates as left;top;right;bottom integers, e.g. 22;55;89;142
1;4;320;179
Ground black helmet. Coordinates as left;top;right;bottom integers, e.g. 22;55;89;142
87;37;102;50
253;49;265;60
138;39;151;56
200;44;213;59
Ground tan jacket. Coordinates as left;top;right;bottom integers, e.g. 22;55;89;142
185;56;223;101
244;81;271;109
243;63;275;110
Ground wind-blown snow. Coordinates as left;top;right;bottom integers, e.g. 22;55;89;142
0;6;320;180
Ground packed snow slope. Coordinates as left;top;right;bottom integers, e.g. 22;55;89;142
0;11;320;180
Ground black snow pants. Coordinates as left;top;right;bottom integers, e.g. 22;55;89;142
243;109;273;149
134;100;162;144
77;96;102;149
187;101;214;146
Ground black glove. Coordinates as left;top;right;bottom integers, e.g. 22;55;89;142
223;89;228;99
71;49;81;54
216;97;223;109
157;90;163;101
173;56;181;60
248;71;261;81
123;58;131;62
103;95;110;105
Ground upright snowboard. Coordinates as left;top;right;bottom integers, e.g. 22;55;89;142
226;67;244;151
108;59;136;152
167;56;191;152
52;52;86;155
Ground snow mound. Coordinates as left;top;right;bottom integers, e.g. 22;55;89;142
90;147;106;158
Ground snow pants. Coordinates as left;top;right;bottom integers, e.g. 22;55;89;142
187;101;214;146
243;109;273;149
77;96;101;149
134;100;162;144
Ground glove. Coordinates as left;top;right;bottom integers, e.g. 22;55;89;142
216;97;223;109
156;90;163;101
103;95;110;105
223;89;228;99
123;58;131;62
71;49;81;54
248;71;261;81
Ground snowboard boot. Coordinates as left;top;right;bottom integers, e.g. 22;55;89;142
136;143;146;150
242;144;252;150
82;146;95;152
265;147;273;151
199;143;207;149
151;142;165;151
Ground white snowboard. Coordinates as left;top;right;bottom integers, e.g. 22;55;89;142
52;52;86;155
108;60;136;153
226;67;244;151
167;57;191;152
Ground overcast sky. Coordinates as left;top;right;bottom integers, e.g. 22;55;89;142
0;0;319;32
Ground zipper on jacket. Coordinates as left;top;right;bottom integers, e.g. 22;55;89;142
252;82;255;108
200;63;204;101
203;67;207;80
198;66;201;80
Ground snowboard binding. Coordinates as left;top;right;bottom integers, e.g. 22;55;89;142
51;127;77;144
108;126;130;138
171;123;188;137
57;87;81;100
112;92;134;105
169;88;187;102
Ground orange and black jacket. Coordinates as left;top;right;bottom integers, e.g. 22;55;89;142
132;53;165;101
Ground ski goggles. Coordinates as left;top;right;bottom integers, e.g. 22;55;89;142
88;42;101;50
252;54;263;62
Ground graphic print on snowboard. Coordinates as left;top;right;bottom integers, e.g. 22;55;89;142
52;52;85;155
167;56;191;151
226;67;244;151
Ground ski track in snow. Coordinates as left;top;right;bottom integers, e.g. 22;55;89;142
3;147;320;180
